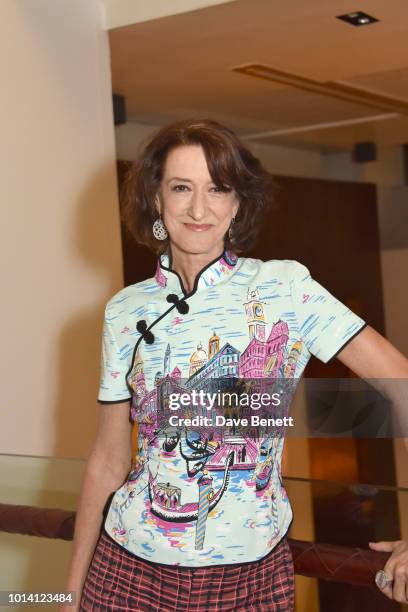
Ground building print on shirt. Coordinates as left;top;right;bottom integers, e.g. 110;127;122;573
109;284;299;552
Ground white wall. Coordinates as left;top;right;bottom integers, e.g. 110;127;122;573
0;0;124;459
115;121;159;159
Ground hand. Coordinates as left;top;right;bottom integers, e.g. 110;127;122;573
369;539;408;604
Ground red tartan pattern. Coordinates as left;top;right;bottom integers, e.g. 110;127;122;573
80;529;295;611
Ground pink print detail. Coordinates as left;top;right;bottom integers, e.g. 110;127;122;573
121;326;130;333
225;249;238;262
111;371;120;378
219;263;231;275
155;261;167;287
220;250;237;271
302;294;310;303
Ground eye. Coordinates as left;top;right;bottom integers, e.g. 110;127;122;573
210;185;232;193
171;184;190;192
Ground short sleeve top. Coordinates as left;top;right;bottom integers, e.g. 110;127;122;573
97;249;367;567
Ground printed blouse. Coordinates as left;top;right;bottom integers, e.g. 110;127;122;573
97;249;367;567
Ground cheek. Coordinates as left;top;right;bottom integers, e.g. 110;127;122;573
162;199;184;220
221;213;233;224
215;203;236;222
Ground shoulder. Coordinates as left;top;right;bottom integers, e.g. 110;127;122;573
103;274;158;318
239;256;310;281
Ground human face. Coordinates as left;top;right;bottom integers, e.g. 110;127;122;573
157;145;239;257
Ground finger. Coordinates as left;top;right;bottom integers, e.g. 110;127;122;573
378;558;397;600
369;541;397;552
379;584;393;600
392;564;408;604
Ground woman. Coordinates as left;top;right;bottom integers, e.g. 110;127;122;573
64;119;408;610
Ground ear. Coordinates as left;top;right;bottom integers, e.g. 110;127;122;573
233;200;240;218
154;195;161;215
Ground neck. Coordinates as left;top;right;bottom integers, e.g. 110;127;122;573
168;242;225;293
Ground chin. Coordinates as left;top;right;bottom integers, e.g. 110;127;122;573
171;233;225;255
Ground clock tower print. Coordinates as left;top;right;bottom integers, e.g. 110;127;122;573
244;287;266;342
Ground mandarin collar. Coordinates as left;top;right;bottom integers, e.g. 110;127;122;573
154;248;239;296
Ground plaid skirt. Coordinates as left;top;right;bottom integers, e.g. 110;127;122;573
80;528;295;611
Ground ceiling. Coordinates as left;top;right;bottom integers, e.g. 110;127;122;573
108;0;408;152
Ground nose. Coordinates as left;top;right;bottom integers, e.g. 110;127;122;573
187;189;207;221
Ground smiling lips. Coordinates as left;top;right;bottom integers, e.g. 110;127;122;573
183;223;213;231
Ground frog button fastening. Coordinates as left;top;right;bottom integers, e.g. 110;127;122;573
136;319;155;344
166;293;189;314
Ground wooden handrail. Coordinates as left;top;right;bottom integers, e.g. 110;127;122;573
0;503;389;587
0;503;75;540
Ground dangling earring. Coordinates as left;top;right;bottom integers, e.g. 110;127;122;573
228;216;236;240
152;215;168;240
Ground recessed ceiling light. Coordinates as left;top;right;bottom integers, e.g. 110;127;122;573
336;11;379;26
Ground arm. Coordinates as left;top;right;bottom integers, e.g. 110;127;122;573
61;401;132;611
335;325;408;604
335;324;408;379
335;324;408;444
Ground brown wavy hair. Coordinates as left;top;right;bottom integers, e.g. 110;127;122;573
120;118;278;255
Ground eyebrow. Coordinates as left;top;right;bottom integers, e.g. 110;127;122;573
166;177;193;184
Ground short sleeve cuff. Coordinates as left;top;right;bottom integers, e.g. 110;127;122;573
97;396;131;405
317;319;368;364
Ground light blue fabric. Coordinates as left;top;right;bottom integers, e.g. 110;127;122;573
97;251;366;566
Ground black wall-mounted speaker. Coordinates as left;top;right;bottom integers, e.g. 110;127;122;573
113;94;126;126
352;141;377;163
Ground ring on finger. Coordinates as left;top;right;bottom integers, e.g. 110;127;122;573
375;570;394;590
